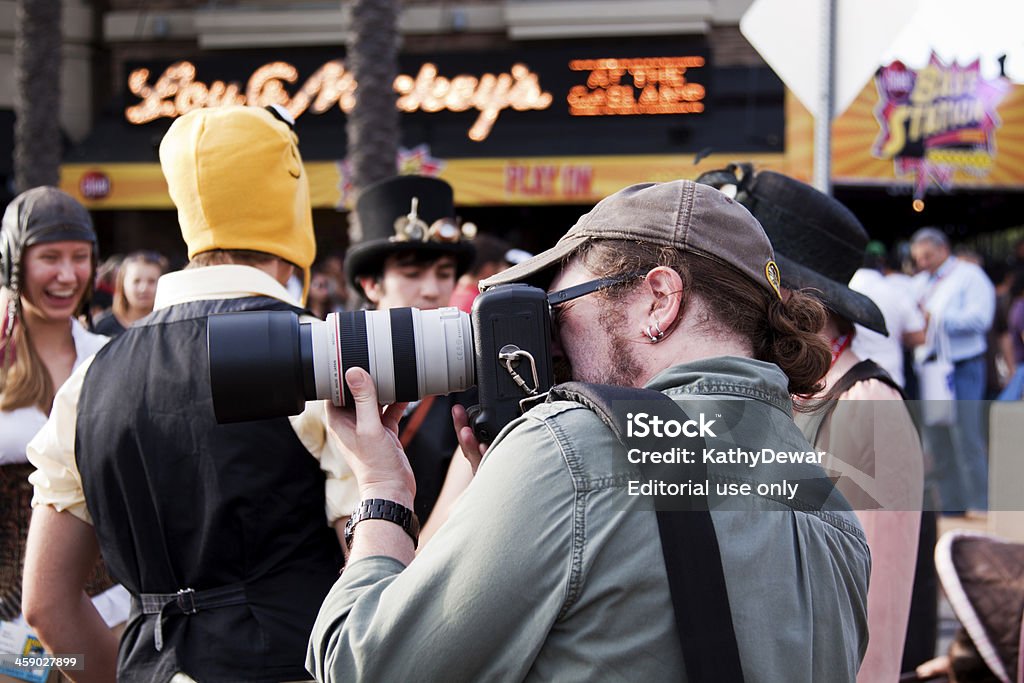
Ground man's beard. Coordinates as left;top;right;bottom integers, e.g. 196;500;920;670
593;330;645;387
556;329;644;387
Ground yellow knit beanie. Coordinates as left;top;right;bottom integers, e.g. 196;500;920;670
159;106;316;302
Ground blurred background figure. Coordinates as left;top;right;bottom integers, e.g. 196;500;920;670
449;233;519;313
320;252;351;312
954;245;985;268
306;262;344;319
998;267;1024;400
988;262;1017;400
93;250;169;336
0;186;128;638
1014;238;1024;268
911;227;996;514
879;241;927;400
89;253;122;322
887;242;918;287
850;240;927;389
449;232;507;312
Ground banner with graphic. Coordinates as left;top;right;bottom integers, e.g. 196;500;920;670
786;55;1024;195
873;54;1010;198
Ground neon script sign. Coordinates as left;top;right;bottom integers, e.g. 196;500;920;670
125;60;553;142
568;57;706;116
873;53;1009;198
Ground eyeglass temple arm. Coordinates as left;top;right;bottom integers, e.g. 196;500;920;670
546;273;646;307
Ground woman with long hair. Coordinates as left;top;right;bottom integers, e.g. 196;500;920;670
93;250;168;336
0;187;128;634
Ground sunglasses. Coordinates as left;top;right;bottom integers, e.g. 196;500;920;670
546;272;646;312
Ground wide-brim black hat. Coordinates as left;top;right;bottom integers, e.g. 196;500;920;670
705;167;887;336
345;175;475;296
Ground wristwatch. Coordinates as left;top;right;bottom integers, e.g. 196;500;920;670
344;499;420;549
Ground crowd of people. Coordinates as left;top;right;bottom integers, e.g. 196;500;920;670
1;103;1022;683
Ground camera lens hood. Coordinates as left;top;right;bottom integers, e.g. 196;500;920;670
208;310;313;423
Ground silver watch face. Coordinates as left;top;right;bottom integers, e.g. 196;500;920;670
343;515;356;547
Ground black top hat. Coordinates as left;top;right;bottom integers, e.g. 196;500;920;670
697;165;887;335
345;176;476;296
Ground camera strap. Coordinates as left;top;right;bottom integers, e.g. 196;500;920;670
400;395;437;449
546;382;746;683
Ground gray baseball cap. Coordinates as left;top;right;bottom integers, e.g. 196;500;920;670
480;179;782;299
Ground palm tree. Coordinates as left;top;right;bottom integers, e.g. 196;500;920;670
14;0;63;192
345;0;400;241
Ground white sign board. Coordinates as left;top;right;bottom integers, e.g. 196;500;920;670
741;0;920;117
881;0;1024;83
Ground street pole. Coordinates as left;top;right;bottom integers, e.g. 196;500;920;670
813;0;837;195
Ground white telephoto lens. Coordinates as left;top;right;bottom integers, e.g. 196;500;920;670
311;314;341;405
364;309;398;405
414;307;474;397
312;307;474;406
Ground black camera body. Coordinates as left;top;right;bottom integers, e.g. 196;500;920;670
468;284;554;442
207;283;554;443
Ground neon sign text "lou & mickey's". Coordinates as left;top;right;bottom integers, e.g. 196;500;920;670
125;60;553;142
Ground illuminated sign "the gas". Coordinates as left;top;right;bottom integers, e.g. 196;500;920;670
568;57;706;116
125;60;553;142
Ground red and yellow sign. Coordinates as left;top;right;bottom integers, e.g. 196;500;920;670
60;152;787;210
787;57;1024;193
873;54;1010;198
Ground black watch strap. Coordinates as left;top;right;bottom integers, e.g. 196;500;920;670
344;499;420;549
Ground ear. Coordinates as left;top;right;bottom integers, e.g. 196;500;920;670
644;267;684;332
358;275;382;305
274;259;297;287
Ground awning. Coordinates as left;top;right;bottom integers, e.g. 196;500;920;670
60;151;790;210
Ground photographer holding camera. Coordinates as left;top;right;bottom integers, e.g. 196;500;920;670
307;180;871;682
22;106;354;682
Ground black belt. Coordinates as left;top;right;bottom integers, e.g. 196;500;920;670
134;584;248;652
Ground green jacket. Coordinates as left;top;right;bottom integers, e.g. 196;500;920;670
307;357;869;682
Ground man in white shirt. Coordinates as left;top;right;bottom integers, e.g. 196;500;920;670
850;241;926;388
911;228;996;513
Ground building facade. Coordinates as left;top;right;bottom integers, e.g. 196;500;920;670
3;0;1022;261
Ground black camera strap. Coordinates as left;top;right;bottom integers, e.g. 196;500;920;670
546;382;745;683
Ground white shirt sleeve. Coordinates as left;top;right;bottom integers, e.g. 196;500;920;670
289;400;360;524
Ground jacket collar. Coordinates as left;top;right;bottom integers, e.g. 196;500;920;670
154;264;300;310
643;356;793;414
